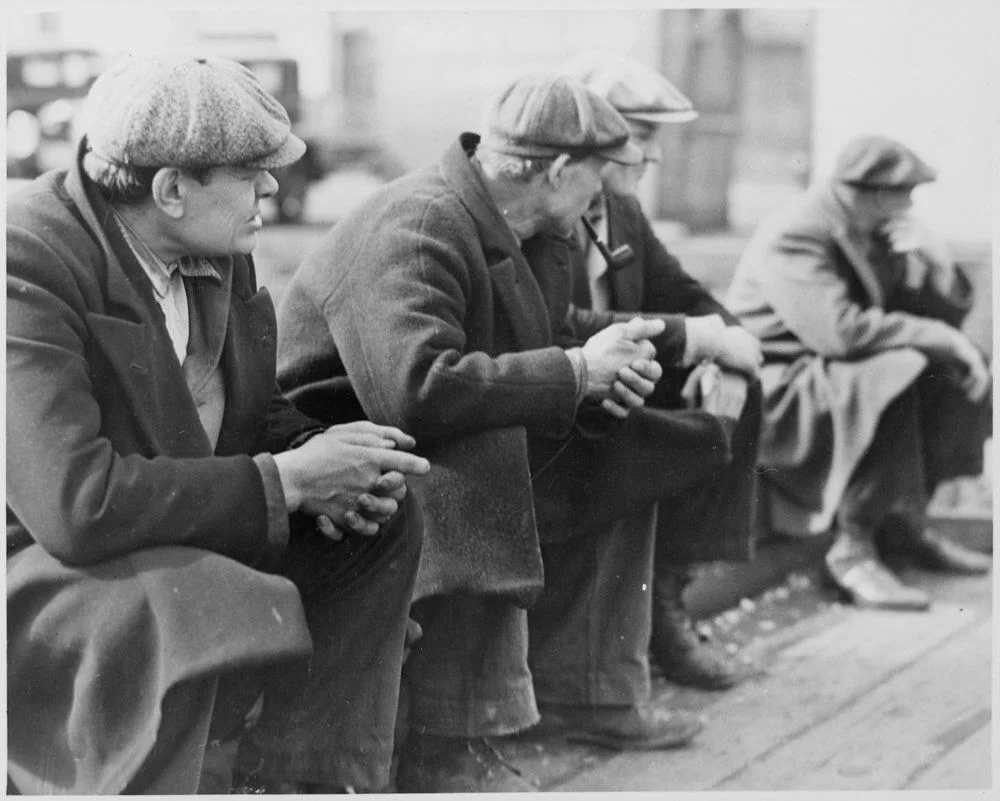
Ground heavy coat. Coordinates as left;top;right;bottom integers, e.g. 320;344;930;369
6;148;315;793
561;192;761;562
277;135;725;605
726;184;975;534
566;192;737;348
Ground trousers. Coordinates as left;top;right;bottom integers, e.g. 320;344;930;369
838;367;991;537
235;498;423;789
404;373;760;735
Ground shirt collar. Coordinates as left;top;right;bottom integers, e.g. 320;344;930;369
111;208;221;297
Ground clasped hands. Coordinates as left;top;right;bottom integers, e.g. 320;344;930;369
273;421;431;543
580;317;665;419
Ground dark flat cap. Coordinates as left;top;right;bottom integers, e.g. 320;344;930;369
482;72;643;166
833;135;937;188
558;51;698;124
83;53;305;171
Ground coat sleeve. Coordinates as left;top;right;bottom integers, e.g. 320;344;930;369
320;201;580;445
6;223;278;568
755;225;965;362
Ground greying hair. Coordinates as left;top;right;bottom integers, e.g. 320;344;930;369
82;148;214;205
475;145;555;184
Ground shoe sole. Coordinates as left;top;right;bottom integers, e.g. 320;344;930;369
565;720;704;751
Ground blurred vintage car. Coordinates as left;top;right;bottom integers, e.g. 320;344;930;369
6;46;106;191
7;43;403;224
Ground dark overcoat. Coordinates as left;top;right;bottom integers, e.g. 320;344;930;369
726;184;975;534
6;148;315;793
560;192;761;562
277;135;726;605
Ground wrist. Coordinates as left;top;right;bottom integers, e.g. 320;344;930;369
272;451;304;513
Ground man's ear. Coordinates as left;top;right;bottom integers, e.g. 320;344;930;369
546;153;573;188
150;168;186;219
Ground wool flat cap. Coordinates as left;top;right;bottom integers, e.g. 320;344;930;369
83;53;305;170
482;72;643;166
833;135;937;188
558;51;698;124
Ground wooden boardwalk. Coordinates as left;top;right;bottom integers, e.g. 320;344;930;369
495;563;993;793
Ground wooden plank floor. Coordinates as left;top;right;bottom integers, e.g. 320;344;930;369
498;564;993;793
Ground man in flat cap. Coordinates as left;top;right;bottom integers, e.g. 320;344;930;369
555;51;765;692
276;72;713;792
727;134;991;610
6;53;431;794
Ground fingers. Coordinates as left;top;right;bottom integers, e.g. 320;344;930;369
316;514;344;541
356;493;399;524
326;422;418;450
610;378;646;409
600;397;631;419
376;450;431;476
621;316;666;340
963;366;990;403
343;508;381;537
617;365;657;399
374;471;409;501
630;358;662;382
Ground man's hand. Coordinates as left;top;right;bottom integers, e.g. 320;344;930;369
273;421;431;541
580;317;664;404
684;315;763;378
946;329;991;403
882;217;956;294
681;363;749;421
602;358;663;419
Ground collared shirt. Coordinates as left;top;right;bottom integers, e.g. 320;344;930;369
580;194;612;313
113;211;221;363
111;209;289;561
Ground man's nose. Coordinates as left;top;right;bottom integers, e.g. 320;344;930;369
257;171;280;199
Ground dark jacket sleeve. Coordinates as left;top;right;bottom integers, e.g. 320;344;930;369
629;194;737;326
6;223;278;568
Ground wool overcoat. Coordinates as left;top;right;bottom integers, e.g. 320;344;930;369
277;135;725;605
726;184;975;534
6;147;315;793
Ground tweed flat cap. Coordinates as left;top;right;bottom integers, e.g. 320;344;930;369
833;135;937;188
83;53;305;170
558;51;698;124
482;72;643;166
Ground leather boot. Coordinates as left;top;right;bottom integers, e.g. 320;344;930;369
394;731;537;793
825;527;931;611
532;702;702;750
650;566;742;690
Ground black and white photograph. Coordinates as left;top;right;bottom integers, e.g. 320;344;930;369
4;1;995;795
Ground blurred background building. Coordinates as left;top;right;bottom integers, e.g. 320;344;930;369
6;5;994;241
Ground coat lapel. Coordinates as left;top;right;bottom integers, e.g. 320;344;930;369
606;194;644;311
818;187;886;308
64;142;215;457
441;135;553;350
215;262;277;457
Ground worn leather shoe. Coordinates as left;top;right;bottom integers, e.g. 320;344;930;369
908;528;992;575
532;703;703;750
394;732;537;793
651;570;743;690
825;555;931;611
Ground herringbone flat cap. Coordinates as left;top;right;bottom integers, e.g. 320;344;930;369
482;72;643;166
83;53;305;170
